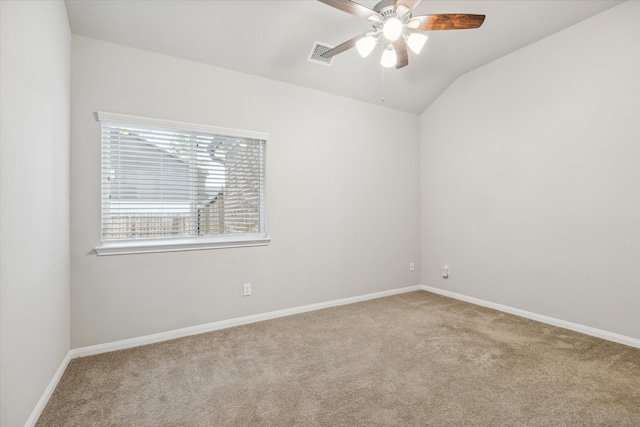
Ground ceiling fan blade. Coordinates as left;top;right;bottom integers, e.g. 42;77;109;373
392;39;408;69
321;33;369;59
395;0;421;12
412;14;485;31
318;0;379;21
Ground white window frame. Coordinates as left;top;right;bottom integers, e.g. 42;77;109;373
94;111;270;256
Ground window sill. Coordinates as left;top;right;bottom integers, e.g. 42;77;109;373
95;235;271;256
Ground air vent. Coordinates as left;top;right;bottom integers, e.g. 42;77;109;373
308;42;334;66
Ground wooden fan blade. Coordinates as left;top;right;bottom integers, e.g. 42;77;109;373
395;0;421;12
412;14;485;31
392;39;408;69
318;0;379;21
321;32;369;59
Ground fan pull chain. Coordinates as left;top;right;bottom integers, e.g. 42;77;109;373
381;66;386;103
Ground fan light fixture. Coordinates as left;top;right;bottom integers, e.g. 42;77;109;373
382;17;403;41
380;45;397;68
356;30;428;64
395;5;410;18
356;35;377;58
406;33;428;54
318;0;486;70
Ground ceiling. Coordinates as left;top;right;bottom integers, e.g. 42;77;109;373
64;0;624;114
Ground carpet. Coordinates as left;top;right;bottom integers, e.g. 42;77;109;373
36;291;640;426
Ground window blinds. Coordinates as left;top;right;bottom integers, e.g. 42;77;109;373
98;112;266;243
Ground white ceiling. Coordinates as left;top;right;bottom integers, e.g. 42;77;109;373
64;0;624;114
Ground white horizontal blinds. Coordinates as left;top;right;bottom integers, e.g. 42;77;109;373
100;118;266;242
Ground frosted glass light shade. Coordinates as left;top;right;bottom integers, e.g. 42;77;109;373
380;45;397;68
395;5;410;17
382;18;403;41
356;36;377;58
407;18;420;29
407;33;428;54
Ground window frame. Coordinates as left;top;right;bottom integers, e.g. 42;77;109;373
94;111;270;256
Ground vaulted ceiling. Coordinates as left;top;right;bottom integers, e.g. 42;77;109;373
64;0;624;114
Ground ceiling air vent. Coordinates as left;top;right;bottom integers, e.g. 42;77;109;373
308;42;334;66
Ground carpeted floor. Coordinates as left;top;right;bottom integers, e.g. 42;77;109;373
37;291;640;426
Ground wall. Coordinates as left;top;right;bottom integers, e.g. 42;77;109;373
71;36;421;348
0;1;71;426
420;1;640;339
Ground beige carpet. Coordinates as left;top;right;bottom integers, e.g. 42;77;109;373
37;291;640;426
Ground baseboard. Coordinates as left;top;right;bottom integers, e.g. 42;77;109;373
24;351;72;427
71;285;424;359
420;284;640;349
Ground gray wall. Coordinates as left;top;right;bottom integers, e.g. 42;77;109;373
70;36;422;348
0;1;71;426
420;1;640;339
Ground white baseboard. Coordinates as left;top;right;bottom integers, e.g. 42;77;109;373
71;285;424;359
420;284;640;349
24;351;72;427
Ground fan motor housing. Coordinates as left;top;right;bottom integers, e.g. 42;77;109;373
374;0;398;16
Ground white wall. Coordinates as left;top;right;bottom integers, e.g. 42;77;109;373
0;1;71;426
70;36;421;348
420;1;640;339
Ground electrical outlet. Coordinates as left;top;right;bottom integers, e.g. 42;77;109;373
441;265;449;279
409;262;415;272
243;283;252;296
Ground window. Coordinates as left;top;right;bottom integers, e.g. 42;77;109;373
95;112;269;255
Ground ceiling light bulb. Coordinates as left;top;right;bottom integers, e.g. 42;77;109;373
380;45;397;68
407;18;420;29
406;33;428;54
356;36;377;58
382;18;403;41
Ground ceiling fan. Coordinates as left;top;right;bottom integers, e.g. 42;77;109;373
318;0;485;69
